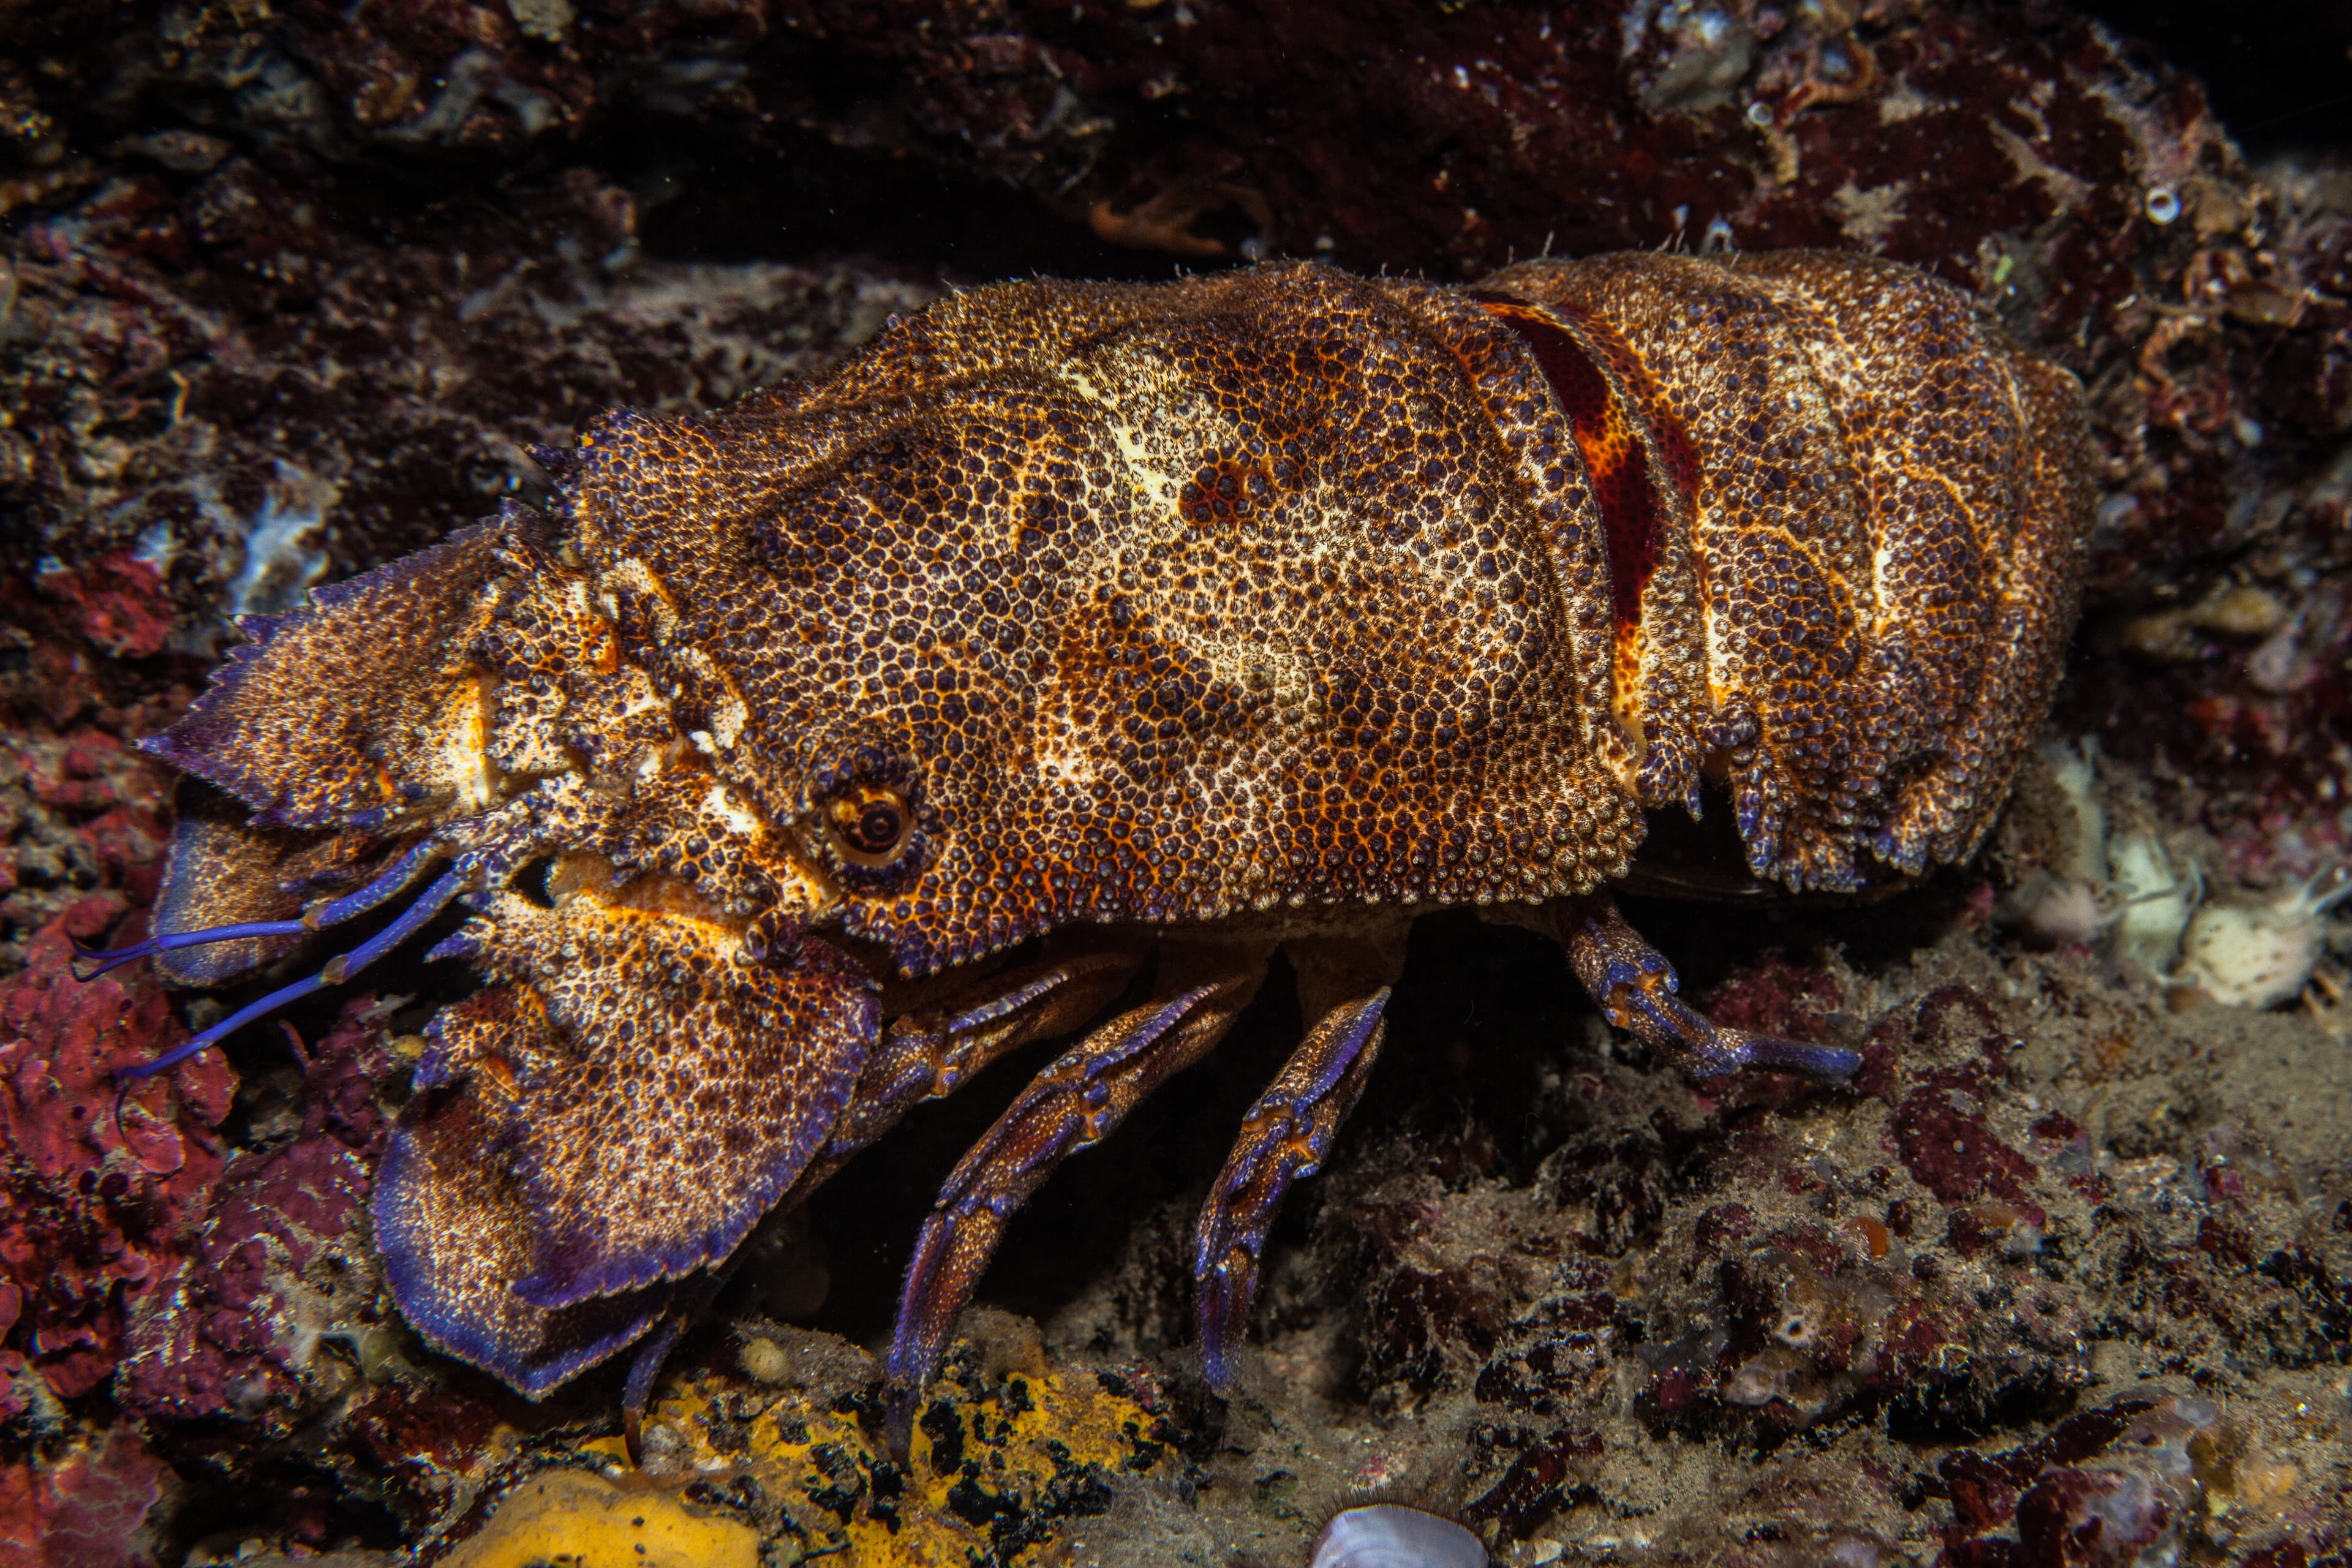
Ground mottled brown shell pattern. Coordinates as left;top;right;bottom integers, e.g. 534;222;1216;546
117;250;2093;1417
1479;252;2092;892
643;249;2089;970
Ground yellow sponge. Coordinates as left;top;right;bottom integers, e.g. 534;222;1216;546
442;1468;760;1568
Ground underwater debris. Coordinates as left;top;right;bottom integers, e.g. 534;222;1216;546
218;465;336;622
2004;741;2109;948
116;999;393;1443
2109;829;2203;980
0;907;232;1407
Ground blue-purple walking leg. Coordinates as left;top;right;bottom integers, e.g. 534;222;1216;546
881;941;1269;1453
815;941;1144;1176
1188;929;1408;1391
1546;892;1860;1079
1192;989;1388;1392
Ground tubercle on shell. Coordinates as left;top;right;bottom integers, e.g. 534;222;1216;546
108;251;2095;1416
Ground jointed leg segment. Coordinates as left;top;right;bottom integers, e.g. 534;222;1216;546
1186;930;1408;1389
882;941;1269;1446
1190;987;1389;1391
874;898;1850;1443
810;940;1144;1181
1544;892;1860;1079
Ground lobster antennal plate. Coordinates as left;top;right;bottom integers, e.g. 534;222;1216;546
373;881;880;1385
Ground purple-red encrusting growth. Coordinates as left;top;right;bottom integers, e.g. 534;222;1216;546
0;1425;174;1568
0;903;233;1406
118;999;392;1435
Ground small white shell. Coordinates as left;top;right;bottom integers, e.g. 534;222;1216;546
2003;740;2111;946
1308;1504;1488;1568
2174;869;2351;1008
2042;739;2108;883
2013;872;2105;947
2108;831;2199;978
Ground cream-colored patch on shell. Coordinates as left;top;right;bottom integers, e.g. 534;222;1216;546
1064;351;1186;520
432;673;500;812
766;851;842;928
2174;870;2351;1009
1700;594;1732;715
1032;736;1099;789
669;646;749;749
710;692;748;748
1030;681;1101;787
692;780;838;930
702;783;763;840
609;665;668;723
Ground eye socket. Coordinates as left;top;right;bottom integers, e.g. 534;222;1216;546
829;787;911;861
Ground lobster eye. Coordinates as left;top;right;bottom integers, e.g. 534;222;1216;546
831;789;910;860
851;801;903;852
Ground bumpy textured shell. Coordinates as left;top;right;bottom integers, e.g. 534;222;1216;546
138;251;2092;1400
570;250;2087;976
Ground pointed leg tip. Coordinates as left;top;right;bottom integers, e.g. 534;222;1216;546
1809;1044;1864;1080
881;1381;920;1464
622;1408;646;1468
1730;1031;1862;1082
1194;1272;1253;1399
879;1321;933;1459
1198;1343;1237;1397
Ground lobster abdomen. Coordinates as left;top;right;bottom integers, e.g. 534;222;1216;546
1477;252;2092;894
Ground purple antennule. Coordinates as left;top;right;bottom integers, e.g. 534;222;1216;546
71;839;447;986
114;867;468;1085
71;919;313;983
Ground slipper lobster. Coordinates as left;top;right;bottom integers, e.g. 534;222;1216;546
85;250;2092;1446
